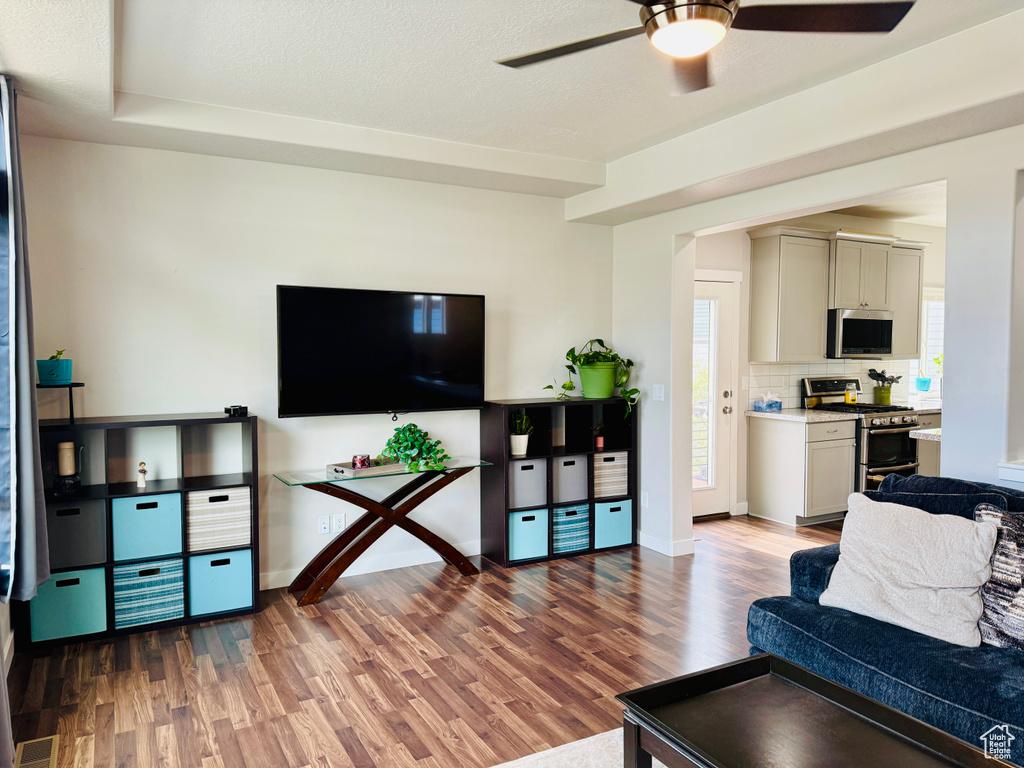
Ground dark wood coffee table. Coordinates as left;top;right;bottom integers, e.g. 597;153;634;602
617;654;1011;768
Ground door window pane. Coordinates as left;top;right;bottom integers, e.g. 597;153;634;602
693;299;718;489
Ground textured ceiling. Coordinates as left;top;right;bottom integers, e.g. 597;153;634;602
834;180;947;227
115;0;1024;162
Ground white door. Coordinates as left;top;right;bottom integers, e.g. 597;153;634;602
692;280;739;518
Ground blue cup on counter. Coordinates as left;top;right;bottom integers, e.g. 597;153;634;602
914;377;932;392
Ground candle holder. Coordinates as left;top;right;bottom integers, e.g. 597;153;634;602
52;441;84;497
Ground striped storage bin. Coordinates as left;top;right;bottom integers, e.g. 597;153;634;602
113;558;184;629
553;504;590;555
186;487;251;552
593;451;629;498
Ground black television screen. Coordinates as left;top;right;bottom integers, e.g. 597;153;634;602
277;285;485;417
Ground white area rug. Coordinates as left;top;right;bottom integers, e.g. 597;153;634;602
493;729;668;768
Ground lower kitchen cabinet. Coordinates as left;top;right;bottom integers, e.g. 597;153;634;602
747;416;856;525
916;413;942;476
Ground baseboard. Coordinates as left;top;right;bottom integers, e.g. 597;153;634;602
261;538;482;590
638;530;695;557
734;502;748;517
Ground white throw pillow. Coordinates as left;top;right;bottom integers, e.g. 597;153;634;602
820;493;998;647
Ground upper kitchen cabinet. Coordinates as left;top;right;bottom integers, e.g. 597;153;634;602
748;229;830;363
830;239;892;309
889;244;926;359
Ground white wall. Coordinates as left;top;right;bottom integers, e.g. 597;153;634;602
615;122;1024;547
22;137;613;587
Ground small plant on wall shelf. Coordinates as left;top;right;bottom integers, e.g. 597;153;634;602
378;423;451;473
544;338;640;415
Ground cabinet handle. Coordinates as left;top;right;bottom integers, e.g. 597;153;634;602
55;578;80;588
565;510;578;517
211;558;231;567
209;495;229;503
563;460;575;467
827;429;838;434
56;508;81;517
602;457;616;462
522;515;536;522
137;501;158;510
521;465;534;471
610;506;622;513
139;568;161;577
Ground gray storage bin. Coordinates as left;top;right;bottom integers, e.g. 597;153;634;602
46;499;107;569
509;459;547;509
552;455;588;503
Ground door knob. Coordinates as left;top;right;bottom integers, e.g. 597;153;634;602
723;406;733;414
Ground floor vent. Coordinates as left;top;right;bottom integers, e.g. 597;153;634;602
14;735;59;768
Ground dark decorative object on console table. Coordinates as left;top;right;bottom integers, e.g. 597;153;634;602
14;412;260;650
480;397;638;567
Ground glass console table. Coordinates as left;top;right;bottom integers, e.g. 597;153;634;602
274;458;490;605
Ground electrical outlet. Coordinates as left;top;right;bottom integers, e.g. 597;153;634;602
652;384;665;401
317;515;330;535
332;514;345;533
641;491;649;508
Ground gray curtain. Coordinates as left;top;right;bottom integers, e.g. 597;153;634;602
0;74;49;765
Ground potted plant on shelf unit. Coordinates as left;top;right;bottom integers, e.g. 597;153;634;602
867;369;902;406
509;411;533;457
378;423;451;473
37;348;72;385
544;338;640;414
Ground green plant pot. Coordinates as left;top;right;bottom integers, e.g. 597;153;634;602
874;386;892;406
578;363;616;399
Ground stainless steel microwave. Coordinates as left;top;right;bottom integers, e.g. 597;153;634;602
826;309;894;359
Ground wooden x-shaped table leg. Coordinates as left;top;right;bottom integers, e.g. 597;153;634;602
288;467;478;605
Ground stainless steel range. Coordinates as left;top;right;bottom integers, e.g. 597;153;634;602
803;377;922;491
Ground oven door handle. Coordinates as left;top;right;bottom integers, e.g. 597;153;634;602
867;426;920;435
867;462;920;473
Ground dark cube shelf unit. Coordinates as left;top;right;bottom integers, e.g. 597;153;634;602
480;397;639;567
15;412;259;650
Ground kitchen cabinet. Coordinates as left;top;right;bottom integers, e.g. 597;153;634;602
747;416;856;525
916;413;941;476
888;246;925;359
831;239;891;310
748;230;830;362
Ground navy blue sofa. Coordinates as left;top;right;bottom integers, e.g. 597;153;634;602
747;475;1024;763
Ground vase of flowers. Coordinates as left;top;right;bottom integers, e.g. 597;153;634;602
867;368;902;406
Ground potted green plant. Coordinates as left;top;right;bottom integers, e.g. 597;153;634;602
378;423;451;473
545;339;640;413
867;369;902;406
37;348;72;385
509;411;533;457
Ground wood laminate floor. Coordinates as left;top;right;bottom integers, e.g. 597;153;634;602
8;516;840;768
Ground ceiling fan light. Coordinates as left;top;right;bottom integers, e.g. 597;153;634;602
642;2;735;58
650;19;727;57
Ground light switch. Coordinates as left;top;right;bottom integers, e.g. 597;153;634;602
653;384;665;401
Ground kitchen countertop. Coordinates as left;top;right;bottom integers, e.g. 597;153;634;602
909;428;941;442
745;409;860;423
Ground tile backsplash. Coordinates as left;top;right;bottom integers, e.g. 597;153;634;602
746;359;915;410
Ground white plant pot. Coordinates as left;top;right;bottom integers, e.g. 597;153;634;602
510;434;529;457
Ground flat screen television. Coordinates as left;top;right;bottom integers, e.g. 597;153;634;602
277;285;485;418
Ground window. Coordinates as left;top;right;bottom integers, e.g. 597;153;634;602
912;289;944;398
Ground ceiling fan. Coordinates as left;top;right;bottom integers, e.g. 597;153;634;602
496;1;915;91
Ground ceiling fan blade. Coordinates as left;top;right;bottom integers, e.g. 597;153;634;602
731;2;914;33
674;54;710;92
496;26;646;68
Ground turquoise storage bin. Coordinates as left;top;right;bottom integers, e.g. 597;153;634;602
189;549;253;617
509;508;549;562
113;558;184;629
30;567;107;642
594;499;633;549
553;504;590;554
112;493;183;561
